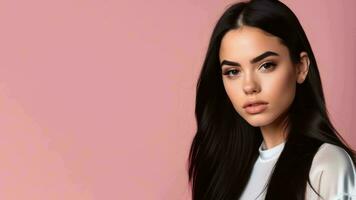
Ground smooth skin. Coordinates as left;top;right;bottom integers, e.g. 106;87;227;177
219;26;310;149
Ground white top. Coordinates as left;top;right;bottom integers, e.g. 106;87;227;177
239;140;356;200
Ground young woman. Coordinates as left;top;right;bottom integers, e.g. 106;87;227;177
187;0;356;199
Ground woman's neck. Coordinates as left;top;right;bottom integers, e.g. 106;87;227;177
260;112;289;149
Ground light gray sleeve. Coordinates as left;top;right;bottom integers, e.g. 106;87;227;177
305;143;356;200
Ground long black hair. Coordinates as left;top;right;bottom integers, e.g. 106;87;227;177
187;0;356;199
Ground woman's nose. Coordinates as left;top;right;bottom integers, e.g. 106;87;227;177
242;74;260;95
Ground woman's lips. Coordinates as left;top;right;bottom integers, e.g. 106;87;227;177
244;103;268;114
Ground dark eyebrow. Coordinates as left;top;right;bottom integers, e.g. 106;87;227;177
220;51;279;68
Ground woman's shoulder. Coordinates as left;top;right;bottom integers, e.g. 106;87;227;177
306;142;356;199
312;143;354;170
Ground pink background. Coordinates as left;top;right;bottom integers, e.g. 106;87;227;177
0;0;355;199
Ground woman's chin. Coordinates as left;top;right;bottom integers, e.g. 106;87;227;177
243;115;275;127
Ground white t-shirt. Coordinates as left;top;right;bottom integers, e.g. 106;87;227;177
239;140;356;200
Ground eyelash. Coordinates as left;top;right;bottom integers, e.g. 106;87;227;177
222;62;277;77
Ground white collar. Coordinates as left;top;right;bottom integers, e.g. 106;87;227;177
258;140;286;161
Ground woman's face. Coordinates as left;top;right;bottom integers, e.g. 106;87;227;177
219;26;307;128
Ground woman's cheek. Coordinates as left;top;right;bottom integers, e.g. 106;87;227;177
268;71;296;111
223;81;243;111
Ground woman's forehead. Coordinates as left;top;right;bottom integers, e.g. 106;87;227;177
219;27;288;61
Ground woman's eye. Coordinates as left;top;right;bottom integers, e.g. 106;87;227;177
260;62;277;71
223;62;276;78
223;69;240;77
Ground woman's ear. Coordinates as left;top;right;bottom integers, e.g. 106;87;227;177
296;51;310;84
